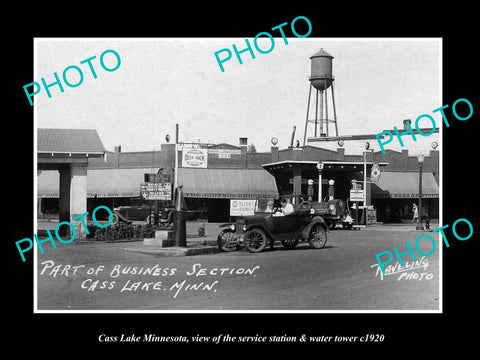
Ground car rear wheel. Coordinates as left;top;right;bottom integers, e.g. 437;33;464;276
111;213;119;225
281;239;299;249
217;229;239;252
145;213;156;225
244;228;267;253
308;224;327;249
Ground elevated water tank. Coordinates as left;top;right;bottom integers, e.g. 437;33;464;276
309;48;333;91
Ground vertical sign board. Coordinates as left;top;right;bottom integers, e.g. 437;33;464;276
145;173;171;184
230;200;257;216
140;183;172;200
182;148;208;168
350;189;364;202
366;208;377;224
350;180;363;202
141;173;172;200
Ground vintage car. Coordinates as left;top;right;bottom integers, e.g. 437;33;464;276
112;200;171;224
217;204;328;253
112;199;202;225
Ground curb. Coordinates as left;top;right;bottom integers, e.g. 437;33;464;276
121;245;220;257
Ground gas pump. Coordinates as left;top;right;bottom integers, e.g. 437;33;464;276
328;179;335;200
350;179;363;226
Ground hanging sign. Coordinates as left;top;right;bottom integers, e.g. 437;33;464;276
350;189;364;202
230;199;257;216
371;163;381;183
140;182;172;200
182;148;208;168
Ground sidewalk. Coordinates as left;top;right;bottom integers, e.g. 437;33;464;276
37;219;222;256
119;221;221;257
37;219;221;240
364;221;439;232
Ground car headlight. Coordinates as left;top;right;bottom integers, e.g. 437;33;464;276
329;204;336;215
310;208;315;214
229;224;236;231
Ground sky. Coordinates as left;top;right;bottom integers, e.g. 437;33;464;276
35;38;441;153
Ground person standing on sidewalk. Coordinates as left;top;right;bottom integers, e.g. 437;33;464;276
411;203;418;223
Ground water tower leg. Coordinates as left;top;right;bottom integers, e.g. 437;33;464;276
319;90;323;135
303;84;312;146
324;79;329;137
315;89;319;137
331;82;339;136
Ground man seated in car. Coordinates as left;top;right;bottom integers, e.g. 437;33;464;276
273;197;295;217
264;200;274;213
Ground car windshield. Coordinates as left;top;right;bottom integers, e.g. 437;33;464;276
129;199;144;206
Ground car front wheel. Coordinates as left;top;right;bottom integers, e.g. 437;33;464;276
308;224;327;249
244;228;267;253
217;229;239;252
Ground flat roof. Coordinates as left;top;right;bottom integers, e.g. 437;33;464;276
262;160;388;167
322;161;388;166
262;160;318;167
307;127;439;142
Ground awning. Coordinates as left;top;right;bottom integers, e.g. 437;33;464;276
178;168;279;199
37;170;59;198
371;171;439;199
37;167;279;200
37;167;161;198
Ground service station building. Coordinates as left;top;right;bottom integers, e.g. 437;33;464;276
37;126;439;225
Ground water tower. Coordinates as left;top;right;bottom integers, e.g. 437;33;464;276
302;48;339;145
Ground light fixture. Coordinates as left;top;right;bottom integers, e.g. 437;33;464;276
417;154;425;164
